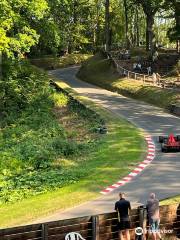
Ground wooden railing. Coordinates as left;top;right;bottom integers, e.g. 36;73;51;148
113;58;153;84
0;204;180;240
109;52;180;89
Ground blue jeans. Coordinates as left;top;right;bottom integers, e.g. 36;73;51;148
149;219;160;233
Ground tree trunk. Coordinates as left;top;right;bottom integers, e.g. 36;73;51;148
68;0;78;53
146;14;155;52
123;0;130;49
95;1;100;49
177;40;180;53
174;1;180;53
136;6;140;47
105;0;110;52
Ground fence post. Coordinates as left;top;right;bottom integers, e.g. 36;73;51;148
127;71;130;79
135;73;137;80
92;215;99;240
139;206;147;240
143;75;145;84
42;223;48;240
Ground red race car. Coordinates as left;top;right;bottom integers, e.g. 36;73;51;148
159;133;180;152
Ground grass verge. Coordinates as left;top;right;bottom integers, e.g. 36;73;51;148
160;195;180;205
0;79;145;228
77;53;180;110
30;53;92;70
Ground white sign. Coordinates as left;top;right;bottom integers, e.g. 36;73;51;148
65;232;85;240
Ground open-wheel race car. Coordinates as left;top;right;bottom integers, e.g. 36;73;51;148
159;133;180;152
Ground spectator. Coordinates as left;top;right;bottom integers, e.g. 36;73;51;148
147;66;152;75
115;192;131;240
133;63;137;70
137;63;142;71
124;50;131;60
146;193;162;240
153;51;158;62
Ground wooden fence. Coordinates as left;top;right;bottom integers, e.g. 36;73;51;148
109;52;180;89
0;204;180;240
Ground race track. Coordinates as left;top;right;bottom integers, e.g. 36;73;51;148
41;66;180;222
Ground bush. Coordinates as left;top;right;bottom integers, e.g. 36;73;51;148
0;60;100;204
0;168;85;204
0;59;51;116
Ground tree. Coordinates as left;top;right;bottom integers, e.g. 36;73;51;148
165;0;180;52
135;0;164;52
0;0;48;57
123;0;130;49
47;0;93;53
105;0;110;51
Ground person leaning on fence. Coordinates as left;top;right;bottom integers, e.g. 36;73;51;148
115;192;131;240
137;63;142;72
146;193;162;240
133;63;137;70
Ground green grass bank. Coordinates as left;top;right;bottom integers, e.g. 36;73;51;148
0;72;145;228
30;53;92;70
77;52;180;110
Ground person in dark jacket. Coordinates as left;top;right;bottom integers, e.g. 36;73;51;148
115;192;131;240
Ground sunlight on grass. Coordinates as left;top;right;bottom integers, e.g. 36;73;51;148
0;79;145;228
160;195;180;205
30;54;92;70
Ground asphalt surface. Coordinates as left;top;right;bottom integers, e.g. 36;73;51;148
37;66;180;223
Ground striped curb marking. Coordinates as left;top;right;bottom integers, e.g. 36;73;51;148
100;135;155;195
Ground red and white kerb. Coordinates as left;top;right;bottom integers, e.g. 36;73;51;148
100;135;155;195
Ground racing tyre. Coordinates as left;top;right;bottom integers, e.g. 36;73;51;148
159;136;164;143
176;135;180;141
161;144;167;152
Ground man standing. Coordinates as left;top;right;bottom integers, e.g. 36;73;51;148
115;192;131;240
147;66;152;75
146;193;162;240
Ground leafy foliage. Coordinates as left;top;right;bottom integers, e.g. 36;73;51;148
30;53;92;70
0;60;51;115
0;0;48;57
0;60;102;204
0;167;89;204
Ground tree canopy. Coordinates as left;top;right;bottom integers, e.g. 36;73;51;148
0;0;179;57
0;0;48;57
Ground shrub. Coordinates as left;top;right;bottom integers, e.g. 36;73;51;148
0;59;51;116
0;61;100;204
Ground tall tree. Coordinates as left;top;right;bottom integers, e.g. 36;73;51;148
135;0;164;52
105;0;110;51
93;0;105;48
47;0;92;53
0;0;48;57
165;0;180;52
123;0;130;49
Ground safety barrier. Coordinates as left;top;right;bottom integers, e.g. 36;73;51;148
0;203;180;240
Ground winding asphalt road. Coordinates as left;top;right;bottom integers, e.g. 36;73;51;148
39;66;180;222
